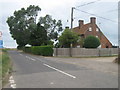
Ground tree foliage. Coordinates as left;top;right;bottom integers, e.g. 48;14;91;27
59;28;79;48
7;5;63;47
29;23;47;46
77;37;84;48
84;35;100;48
39;15;63;41
6;5;41;47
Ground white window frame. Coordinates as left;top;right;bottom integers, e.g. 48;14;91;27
96;35;98;38
96;28;99;32
89;27;92;31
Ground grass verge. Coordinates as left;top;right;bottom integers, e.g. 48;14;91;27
0;49;12;87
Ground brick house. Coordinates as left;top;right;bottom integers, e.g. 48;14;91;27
72;17;112;48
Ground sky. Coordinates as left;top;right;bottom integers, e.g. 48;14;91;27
0;0;119;48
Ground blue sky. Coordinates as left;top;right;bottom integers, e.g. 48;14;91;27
0;0;119;48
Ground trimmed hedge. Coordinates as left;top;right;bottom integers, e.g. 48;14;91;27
23;45;53;56
23;47;31;53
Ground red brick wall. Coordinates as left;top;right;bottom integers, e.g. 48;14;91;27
84;23;112;48
73;17;112;48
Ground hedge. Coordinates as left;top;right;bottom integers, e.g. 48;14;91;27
23;45;53;56
23;47;31;53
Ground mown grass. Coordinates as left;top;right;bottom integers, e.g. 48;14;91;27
0;49;12;87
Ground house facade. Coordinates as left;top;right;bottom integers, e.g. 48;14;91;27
73;17;112;48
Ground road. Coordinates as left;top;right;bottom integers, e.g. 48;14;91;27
4;50;118;88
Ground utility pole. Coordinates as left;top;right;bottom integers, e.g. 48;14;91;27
70;7;75;57
71;7;75;29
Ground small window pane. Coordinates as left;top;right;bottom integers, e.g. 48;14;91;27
96;36;98;38
96;28;99;32
89;27;92;31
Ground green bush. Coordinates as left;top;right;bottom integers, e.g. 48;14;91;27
39;46;53;56
59;28;79;48
84;35;100;48
23;47;31;53
23;45;53;56
31;46;41;55
17;46;24;50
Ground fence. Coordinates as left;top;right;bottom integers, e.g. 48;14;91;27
53;48;118;57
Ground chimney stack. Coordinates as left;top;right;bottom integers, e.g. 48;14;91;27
78;20;84;29
65;26;69;29
90;17;96;24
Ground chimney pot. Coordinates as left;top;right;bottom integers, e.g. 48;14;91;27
65;26;69;29
90;17;96;24
78;20;84;29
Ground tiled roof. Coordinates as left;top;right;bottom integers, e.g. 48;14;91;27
73;23;90;34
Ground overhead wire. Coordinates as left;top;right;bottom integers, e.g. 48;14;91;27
74;8;117;23
76;0;101;8
104;9;118;13
73;0;118;23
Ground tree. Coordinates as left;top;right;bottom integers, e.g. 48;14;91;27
84;35;100;48
6;5;41;47
29;23;47;46
77;37;84;48
59;28;79;48
39;15;63;41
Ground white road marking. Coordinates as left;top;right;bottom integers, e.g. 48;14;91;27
9;76;16;88
25;56;36;61
9;76;13;80
26;56;29;58
33;57;44;62
19;54;23;56
43;64;76;79
50;82;54;85
11;84;16;88
9;80;15;84
30;58;36;61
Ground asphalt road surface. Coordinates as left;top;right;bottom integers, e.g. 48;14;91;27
4;50;118;88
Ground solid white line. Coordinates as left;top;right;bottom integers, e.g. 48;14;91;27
43;64;76;79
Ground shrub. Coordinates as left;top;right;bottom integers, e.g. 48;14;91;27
84;35;100;48
59;28;79;48
23;47;31;53
40;46;53;56
17;46;24;50
23;45;53;56
31;46;41;55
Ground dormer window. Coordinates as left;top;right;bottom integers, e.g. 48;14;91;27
89;27;92;31
96;28;99;32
